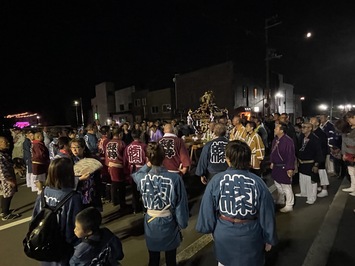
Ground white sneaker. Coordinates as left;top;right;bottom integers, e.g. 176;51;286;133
306;200;315;205
342;187;355;192
280;206;293;213
295;193;307;197
317;190;328;198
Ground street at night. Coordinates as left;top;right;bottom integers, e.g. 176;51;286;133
1;167;355;266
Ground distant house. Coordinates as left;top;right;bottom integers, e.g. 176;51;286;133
90;61;300;125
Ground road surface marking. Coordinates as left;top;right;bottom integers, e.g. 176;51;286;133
302;178;348;266
0;216;31;231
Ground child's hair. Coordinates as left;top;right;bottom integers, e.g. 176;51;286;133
75;207;102;233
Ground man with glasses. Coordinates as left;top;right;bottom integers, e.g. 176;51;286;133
296;122;323;204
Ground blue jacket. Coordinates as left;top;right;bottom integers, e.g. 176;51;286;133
132;165;189;251
195;136;228;177
32;187;83;266
69;228;124;266
196;168;278;266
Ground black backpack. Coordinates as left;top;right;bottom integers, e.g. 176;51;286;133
23;190;75;262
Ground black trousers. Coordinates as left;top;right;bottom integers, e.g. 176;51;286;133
148;249;177;266
1;196;13;215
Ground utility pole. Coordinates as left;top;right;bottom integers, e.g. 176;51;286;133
265;16;282;116
80;97;84;126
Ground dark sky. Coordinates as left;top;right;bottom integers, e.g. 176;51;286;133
2;1;355;123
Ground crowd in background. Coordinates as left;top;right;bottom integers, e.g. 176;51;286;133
0;110;355;265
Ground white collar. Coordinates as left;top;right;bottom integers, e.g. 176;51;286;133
163;133;177;137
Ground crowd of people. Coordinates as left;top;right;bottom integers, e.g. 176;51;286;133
0;109;354;265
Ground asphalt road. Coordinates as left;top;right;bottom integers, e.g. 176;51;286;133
0;170;349;266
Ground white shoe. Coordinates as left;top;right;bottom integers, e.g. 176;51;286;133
349;192;355;197
306;200;315;205
317;190;328;198
295;193;307;197
280;206;293;213
342;187;355;192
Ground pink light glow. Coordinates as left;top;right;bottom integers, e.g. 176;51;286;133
14;122;30;128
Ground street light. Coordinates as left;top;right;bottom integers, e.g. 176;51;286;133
36;116;40;125
74;100;79;126
265;16;282;116
319;104;328;111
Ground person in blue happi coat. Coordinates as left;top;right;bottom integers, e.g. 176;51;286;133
132;142;189;266
196;140;278;266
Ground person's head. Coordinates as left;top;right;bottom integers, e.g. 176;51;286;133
296;117;304;124
146;142;165;166
345;110;355;127
208;121;216;131
99;125;110;136
274;122;288;137
309;116;320;129
273;113;280;121
0;136;10;151
213;123;227;137
301;122;313;136
150;125;157;132
254;117;262;126
279;113;288;123
335;118;351;133
232;115;241;126
112;127;123;139
57;136;70;150
34;131;44;142
294;124;302;134
131;129;141;140
225;140;251;170
70;138;88;158
319;114;329;124
245;121;256;134
218;117;227;125
163;123;173;134
86;124;94;133
74;207;102;239
25;129;35;140
45;157;75;189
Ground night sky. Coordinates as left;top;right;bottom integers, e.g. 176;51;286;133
2;1;355;124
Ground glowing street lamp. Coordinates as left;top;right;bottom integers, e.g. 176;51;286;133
318;104;328;111
306;32;312;38
36;115;40;125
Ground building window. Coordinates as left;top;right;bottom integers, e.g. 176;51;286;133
151;106;159;114
162;104;171;113
128;102;133;109
142;98;147;106
120;104;124;111
135;99;141;107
